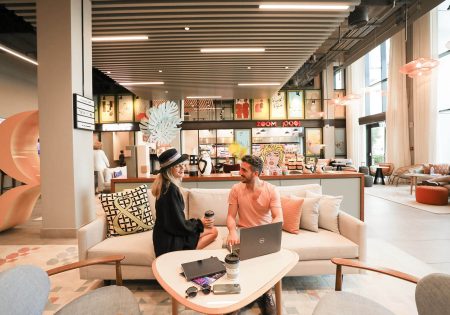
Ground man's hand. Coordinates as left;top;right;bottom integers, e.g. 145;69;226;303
227;230;240;246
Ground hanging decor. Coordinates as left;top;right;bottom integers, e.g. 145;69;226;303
399;57;439;78
139;101;182;144
330;93;361;106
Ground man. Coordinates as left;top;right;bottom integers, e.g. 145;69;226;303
226;155;283;315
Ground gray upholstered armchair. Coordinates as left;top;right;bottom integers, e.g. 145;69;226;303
312;258;450;315
0;255;141;315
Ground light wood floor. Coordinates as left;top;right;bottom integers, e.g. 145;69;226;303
1;189;450;274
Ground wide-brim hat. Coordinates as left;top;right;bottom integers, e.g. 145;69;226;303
157;148;188;173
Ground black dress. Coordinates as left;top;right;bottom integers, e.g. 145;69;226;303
153;182;204;257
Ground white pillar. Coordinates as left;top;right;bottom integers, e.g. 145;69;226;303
37;0;94;237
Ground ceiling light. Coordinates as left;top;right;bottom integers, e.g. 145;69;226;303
238;83;280;86
158;70;163;73
186;96;222;99
184;27;190;31
92;35;149;42
259;4;349;10
201;48;265;53
106;71;111;74
285;66;289;69
165;90;169;94
120;81;164;86
247;66;252;69
0;43;38;66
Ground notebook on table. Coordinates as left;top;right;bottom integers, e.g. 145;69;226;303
181;256;226;281
229;221;282;261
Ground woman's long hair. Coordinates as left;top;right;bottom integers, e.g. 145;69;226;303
151;166;182;199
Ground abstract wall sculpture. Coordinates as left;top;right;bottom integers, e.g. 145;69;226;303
0;111;41;232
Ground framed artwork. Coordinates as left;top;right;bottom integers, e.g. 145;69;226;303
305;90;322;119
235;129;251;156
270;91;286;119
100;95;116;123
134;98;149;121
305;128;322;156
118;95;134;122
234;99;251;120
252;99;270;120
335;128;346;156
287;91;304;119
333;90;346;119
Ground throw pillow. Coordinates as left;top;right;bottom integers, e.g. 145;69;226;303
305;191;342;233
280;195;304;234
298;196;320;232
100;184;154;237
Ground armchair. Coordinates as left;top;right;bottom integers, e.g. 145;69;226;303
312;258;450;315
0;255;141;315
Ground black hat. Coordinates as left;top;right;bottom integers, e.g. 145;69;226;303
157;148;188;172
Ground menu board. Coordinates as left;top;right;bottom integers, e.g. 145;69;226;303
287;91;304;119
252;99;270;120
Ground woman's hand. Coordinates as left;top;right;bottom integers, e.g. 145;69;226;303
201;217;214;228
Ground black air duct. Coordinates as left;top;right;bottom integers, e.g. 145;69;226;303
348;6;369;28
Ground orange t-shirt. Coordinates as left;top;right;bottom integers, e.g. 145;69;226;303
228;181;281;228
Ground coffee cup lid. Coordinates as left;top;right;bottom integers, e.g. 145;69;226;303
225;253;239;264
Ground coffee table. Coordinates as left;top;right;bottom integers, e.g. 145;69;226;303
406;173;441;194
152;248;298;315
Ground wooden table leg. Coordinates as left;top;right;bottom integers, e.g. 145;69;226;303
275;280;282;315
171;297;178;315
410;176;414;194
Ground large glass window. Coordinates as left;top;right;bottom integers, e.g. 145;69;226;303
364;40;390;115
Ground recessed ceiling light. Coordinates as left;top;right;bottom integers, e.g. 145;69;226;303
186;96;222;99
158;70;163;73
184;27;190;31
201;48;265;53
259;4;350;10
285;66;289;69
247;66;252;69
106;71;111;74
165;90;169;94
238;83;280;86
92;35;149;42
120;81;164;86
0;43;38;65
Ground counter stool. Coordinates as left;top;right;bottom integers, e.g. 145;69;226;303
416;186;449;206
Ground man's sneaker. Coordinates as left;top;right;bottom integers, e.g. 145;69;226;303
256;291;276;315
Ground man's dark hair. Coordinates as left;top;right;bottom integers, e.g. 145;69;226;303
241;155;263;175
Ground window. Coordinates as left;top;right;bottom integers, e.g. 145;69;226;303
364;40;390;115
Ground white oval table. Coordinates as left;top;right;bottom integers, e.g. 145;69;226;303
152;248;298;315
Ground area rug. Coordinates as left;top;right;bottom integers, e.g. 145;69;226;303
365;185;450;214
0;241;426;315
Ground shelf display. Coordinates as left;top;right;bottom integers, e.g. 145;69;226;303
270;92;286;119
287;91;304;119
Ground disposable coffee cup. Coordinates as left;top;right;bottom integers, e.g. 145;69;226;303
225;253;240;281
204;210;215;228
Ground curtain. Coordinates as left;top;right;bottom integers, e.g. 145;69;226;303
386;29;411;168
412;12;438;164
346;57;366;168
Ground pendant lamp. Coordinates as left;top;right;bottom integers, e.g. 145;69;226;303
399;57;439;78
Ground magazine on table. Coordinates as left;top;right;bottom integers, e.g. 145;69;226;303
191;271;225;287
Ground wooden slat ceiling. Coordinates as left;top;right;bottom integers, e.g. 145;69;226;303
1;0;360;99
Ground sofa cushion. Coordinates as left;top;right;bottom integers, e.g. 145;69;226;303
280;195;304;234
306;191;341;234
277;184;322;197
100;184;154;237
281;229;358;260
88;230;155;266
299;197;320;232
188;188;230;225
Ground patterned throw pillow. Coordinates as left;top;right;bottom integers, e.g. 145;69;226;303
100;184;154;237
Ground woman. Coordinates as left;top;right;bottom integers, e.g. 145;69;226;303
152;148;218;257
93;141;110;192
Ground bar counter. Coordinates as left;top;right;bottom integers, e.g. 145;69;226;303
112;172;364;220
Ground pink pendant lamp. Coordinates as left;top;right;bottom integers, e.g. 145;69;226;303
399;57;439;78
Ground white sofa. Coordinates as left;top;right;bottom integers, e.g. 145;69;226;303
78;184;366;280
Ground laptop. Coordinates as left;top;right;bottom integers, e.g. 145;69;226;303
229;221;282;261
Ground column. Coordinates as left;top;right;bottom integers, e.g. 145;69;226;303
37;0;95;237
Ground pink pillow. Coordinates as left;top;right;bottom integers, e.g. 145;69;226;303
281;195;304;234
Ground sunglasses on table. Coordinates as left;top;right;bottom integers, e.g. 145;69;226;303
185;285;211;298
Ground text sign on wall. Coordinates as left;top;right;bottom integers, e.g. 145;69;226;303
256;120;302;127
73;94;95;131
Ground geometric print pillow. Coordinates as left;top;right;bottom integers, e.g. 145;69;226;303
100;184;154;237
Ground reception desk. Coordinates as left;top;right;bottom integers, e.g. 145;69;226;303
112;172;365;220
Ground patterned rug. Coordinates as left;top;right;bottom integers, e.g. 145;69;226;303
0;242;423;315
365;185;450;214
